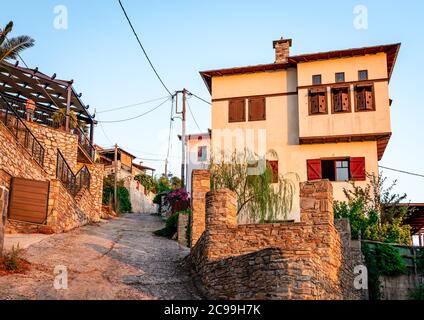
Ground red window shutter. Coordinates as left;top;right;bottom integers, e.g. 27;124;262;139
333;90;342;112
307;159;322;181
267;160;279;183
350;157;366;181
341;90;349;111
365;89;374;110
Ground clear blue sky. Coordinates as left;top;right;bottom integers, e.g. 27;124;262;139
1;0;423;201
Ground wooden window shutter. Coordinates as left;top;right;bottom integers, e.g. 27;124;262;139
350;157;366;181
248;97;266;121
229;99;245;122
341;90;350;111
356;86;366;110
333;90;342;112
307;159;322;181
318;92;327;113
309;88;327;115
333;87;350;112
267;160;279;183
365;88;374;110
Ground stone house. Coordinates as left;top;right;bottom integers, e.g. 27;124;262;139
0;61;104;244
199;37;400;222
97;146;157;213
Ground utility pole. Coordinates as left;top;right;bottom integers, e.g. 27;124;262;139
181;89;187;188
114;143;118;212
174;90;187;188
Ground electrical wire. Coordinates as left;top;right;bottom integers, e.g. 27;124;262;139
98;121;114;146
97;97;170;123
118;0;173;97
187;90;211;105
96;96;169;114
379;165;424;179
186;97;202;131
165;96;175;168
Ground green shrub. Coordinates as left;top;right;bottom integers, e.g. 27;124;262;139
409;284;424;300
375;243;407;276
102;175;132;213
416;250;424;275
4;245;23;271
117;186;132;213
154;212;180;238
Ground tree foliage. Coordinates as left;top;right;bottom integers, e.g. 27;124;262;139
334;172;411;245
102;175;132;213
0;21;35;66
210;150;298;223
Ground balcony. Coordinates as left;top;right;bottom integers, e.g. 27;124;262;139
0;61;96;162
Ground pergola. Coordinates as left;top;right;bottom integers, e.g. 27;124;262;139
0;60;94;126
402;204;424;247
0;60;95;159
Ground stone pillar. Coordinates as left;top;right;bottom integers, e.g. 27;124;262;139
178;213;189;247
299;180;334;225
0;186;9;256
190;170;210;248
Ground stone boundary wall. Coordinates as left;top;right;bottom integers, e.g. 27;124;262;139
27;122;79;176
189;171;365;300
190;170;210;247
178;213;189;247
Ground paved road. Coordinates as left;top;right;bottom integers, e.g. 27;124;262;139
0;214;202;300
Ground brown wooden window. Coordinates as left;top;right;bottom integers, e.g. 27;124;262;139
248;97;266;121
312;74;322;85
335;72;345;83
331;86;351;113
358;70;368;81
355;83;375;111
228;99;246;122
309;87;327;115
267;160;279;183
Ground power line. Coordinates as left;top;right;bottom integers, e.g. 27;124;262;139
118;0;172;97
187;90;211;105
379;165;424;179
97;97;170;123
98;121;114;146
186;97;202;131
96;96;169;114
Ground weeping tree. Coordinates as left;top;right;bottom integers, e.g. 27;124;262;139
0;21;35;68
210;150;298;223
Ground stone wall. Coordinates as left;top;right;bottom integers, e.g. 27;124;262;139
27;122;79;175
189;173;365;300
46;179;101;233
190;170;210;247
0;185;9;256
335;219;368;300
86;163;105;215
0;122;49;182
178;213;189;247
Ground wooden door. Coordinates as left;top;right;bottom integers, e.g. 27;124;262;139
8;177;49;224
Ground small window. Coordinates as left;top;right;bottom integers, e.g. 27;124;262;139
335;160;349;181
228;99;246;122
312;74;322;85
335;72;345;83
248;97;266;121
309;88;327;115
355;84;375;111
331;86;350;113
307;158;365;182
358;70;368;81
197;146;207;162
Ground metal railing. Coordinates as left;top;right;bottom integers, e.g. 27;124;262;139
0;94;45;166
3;95;95;160
56;150;91;197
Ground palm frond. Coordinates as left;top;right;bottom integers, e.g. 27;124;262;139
0;21;14;47
0;35;35;62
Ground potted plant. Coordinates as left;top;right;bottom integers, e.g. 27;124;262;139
52;108;78;131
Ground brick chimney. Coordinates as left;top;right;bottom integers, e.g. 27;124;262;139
273;37;292;64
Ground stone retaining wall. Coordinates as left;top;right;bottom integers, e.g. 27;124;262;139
190;170;210;247
178;213;189;247
189;171;365;300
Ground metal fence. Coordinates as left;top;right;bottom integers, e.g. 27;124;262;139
0;94;45;166
56;150;90;196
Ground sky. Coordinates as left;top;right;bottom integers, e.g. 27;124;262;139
1;0;423;202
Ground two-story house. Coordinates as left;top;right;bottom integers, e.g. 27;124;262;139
200;37;400;221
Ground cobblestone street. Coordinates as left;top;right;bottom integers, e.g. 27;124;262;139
0;214;202;300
